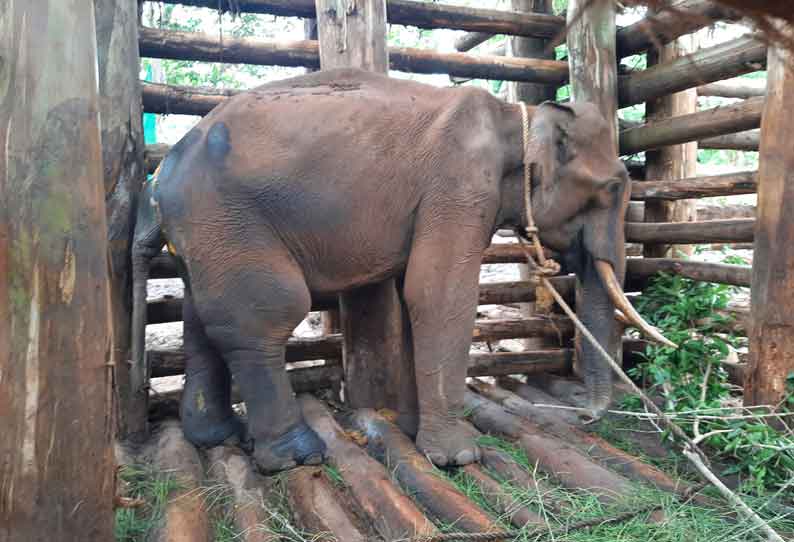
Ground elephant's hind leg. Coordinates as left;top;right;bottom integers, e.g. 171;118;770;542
194;255;326;474
180;288;245;448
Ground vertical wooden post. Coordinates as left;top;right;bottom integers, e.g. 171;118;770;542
566;0;619;145
314;0;417;431
746;38;794;412
95;0;148;440
509;0;557;351
0;1;115;539
643;34;698;258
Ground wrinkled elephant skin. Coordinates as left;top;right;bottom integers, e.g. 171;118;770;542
132;68;632;473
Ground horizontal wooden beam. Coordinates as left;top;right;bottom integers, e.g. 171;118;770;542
618;35;766;107
697;79;766;99
150;347;572;379
630;170;757;200
625;218;754;244
139;27;569;84
625;258;751;289
615;0;741;58
619;96;764;155
699;129;759;151
154;0;565;39
454;31;494;52
142;81;234;116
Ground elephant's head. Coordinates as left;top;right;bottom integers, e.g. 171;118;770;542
522;102;675;418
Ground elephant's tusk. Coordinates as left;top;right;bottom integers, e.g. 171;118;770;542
595;260;678;349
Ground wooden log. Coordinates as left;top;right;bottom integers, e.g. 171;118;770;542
496;376;584;425
285;467;367;542
625;218;754;244
615;0;741;58
149;343;570;379
698;79;766;99
155;0;566;39
95;0;148;440
618;35;767;107
148;364;342;419
143;282;576;324
463;391;634;500
455;31;494;52
138;27;569;84
471;381;695;495
478;446;556;502
619;96;764;155
142;81;236;116
151;421;211;542
699;129;759;151
625;258;751;288
468;350;572;376
641;27;699;259
746;39;794;412
298;395;439;539
315;0;388;72
567;0;619;145
349;409;498;532
630;170;757;200
508;0;556;104
205;446;278;542
1;2;115;538
462;464;545;526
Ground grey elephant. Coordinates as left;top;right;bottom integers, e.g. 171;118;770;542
132;68;669;474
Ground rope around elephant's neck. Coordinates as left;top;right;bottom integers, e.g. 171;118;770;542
511;102;784;542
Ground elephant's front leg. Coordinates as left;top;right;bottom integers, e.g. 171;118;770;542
402;210;491;467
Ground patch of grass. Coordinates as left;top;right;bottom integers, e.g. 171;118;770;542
323;464;346;488
114;464;182;541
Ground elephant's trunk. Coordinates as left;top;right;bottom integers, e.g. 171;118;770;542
576;252;620;419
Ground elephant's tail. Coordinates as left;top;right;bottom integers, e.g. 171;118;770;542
131;176;165;408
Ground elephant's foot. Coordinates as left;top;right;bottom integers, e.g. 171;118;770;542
182;411;246;449
252;422;327;474
416;413;481;467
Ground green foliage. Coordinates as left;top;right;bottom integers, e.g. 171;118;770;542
630;271;794;495
114;465;182;541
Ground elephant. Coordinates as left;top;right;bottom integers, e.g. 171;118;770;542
132;67;671;474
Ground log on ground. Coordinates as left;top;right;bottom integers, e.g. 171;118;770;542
462;464;546;527
154;0;566;38
285;467;367;542
470;380;694;495
349;409;499;532
298;395;439;540
139;27;569;84
619;97;764;155
630;170;757;200
150;420;211;542
463;391;634;501
205;446;279;542
625;218;754;244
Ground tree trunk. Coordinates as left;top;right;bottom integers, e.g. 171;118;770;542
746;38;794;414
95;0;147;440
643;31;698;258
0;2;115;539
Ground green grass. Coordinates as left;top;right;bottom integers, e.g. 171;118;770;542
114;465;182;541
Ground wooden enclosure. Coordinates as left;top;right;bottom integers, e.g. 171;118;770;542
3;0;794;538
130;0;786;431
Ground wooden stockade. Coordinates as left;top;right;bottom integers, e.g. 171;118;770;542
132;0;774;416
6;0;793;538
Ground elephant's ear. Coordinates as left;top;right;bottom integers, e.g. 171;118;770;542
525;102;575;207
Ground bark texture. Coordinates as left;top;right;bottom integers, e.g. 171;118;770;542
0;2;115;538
